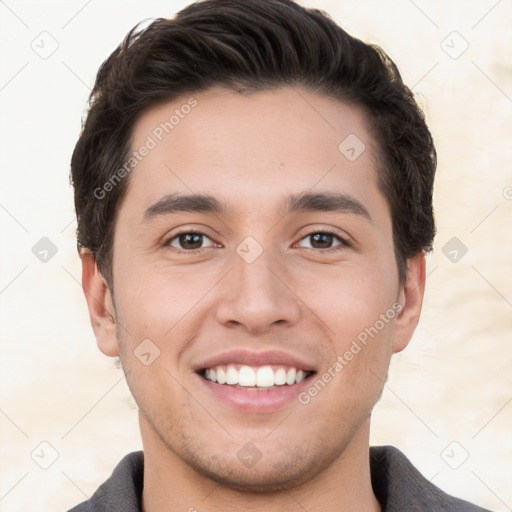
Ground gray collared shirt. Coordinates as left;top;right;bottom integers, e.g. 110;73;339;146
68;446;492;511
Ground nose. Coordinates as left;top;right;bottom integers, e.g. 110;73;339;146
214;247;302;335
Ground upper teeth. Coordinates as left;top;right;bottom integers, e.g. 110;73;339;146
204;365;308;387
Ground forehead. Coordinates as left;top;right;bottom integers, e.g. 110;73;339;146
123;86;383;217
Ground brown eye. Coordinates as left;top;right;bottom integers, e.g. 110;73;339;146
168;232;213;250
310;233;334;248
297;232;345;250
179;233;203;249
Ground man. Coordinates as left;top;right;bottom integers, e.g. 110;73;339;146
68;0;490;510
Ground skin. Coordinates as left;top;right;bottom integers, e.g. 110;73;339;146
82;86;425;512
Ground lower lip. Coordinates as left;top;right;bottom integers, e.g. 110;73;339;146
197;374;314;413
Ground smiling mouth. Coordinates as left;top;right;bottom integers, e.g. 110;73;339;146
200;364;315;390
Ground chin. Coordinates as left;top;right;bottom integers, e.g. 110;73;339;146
185;453;325;493
169;432;348;494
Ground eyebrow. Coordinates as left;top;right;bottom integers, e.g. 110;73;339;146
283;192;372;221
142;194;223;223
141;191;371;223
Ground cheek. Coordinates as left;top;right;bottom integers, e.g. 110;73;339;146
293;262;398;398
113;271;201;418
293;261;398;338
112;263;220;408
113;259;218;341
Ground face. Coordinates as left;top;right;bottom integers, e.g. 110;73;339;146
84;86;424;492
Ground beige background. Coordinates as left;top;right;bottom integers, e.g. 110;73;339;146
0;0;511;510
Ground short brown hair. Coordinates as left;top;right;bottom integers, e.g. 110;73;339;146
71;0;436;286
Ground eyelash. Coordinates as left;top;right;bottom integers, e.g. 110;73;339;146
164;228;351;253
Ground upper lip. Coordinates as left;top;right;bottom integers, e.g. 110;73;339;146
195;349;316;372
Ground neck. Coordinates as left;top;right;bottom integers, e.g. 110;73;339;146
140;413;381;512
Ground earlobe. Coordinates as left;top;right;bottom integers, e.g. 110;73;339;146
80;251;119;357
392;251;426;354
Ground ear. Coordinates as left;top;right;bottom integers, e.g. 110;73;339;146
392;251;426;354
80;250;119;357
